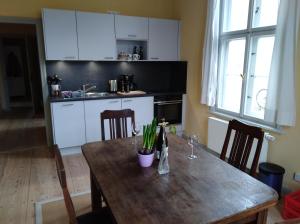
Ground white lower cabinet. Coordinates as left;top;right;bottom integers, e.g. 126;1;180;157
52;97;155;147
51;101;86;148
85;97;154;142
84;99;122;142
121;97;154;136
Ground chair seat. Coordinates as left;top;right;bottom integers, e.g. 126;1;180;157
76;207;113;224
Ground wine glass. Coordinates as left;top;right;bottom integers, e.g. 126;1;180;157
131;123;142;148
188;134;198;159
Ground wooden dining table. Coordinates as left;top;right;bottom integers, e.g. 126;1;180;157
82;134;278;224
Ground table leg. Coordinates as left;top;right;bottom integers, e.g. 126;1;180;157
90;171;102;212
256;209;268;224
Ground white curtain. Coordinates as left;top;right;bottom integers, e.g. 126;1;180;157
200;0;220;106
265;0;300;126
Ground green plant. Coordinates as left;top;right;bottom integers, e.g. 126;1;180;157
140;118;157;155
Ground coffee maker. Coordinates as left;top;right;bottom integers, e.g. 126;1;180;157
119;74;136;92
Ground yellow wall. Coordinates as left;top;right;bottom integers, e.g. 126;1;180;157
0;0;176;19
174;0;209;143
269;60;300;190
175;0;300;190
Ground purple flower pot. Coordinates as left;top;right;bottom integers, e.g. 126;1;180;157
138;152;154;167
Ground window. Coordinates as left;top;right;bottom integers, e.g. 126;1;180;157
215;0;280;126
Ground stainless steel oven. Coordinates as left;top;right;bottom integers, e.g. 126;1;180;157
154;95;182;124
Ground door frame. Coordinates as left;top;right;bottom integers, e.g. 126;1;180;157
0;16;52;146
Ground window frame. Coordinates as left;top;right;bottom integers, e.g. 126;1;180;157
213;0;279;129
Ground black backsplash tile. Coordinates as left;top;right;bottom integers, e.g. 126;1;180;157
46;61;187;93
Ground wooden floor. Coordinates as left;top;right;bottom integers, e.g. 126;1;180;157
0;148;90;224
0;107;89;224
0;107;47;152
0;108;284;224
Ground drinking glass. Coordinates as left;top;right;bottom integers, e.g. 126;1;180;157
131;123;142;149
188;134;198;159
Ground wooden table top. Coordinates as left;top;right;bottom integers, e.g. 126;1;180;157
82;135;278;224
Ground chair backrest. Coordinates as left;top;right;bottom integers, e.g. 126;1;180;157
100;109;135;141
53;145;77;224
220;119;264;176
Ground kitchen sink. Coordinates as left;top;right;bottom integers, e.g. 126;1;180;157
85;92;111;97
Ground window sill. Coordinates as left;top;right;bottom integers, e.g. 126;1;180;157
209;109;284;135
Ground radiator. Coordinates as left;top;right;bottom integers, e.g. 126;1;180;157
207;117;273;169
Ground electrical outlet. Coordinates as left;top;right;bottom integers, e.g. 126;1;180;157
294;172;300;182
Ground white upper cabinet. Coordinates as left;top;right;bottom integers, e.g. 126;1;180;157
149;18;179;61
115;15;149;40
77;12;116;60
42;8;180;61
42;9;78;60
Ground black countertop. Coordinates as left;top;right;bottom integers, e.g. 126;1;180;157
49;92;185;103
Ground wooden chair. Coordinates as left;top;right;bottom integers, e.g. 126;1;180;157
100;109;135;141
220;119;264;177
53;145;113;224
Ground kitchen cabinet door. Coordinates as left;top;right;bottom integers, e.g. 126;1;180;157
149;18;179;61
51;101;85;148
115;15;148;40
42;8;78;60
84;99;122;142
77;12;116;60
121;97;154;136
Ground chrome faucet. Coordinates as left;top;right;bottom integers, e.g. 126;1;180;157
82;83;97;93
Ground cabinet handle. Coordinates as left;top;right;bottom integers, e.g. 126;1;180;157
150;57;159;60
128;34;137;38
123;99;132;103
64;56;76;59
104;57;114;60
109;100;119;103
62;103;74;107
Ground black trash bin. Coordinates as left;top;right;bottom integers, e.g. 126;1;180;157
259;162;285;197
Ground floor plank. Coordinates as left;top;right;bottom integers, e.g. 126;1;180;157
25;147;61;224
64;153;90;193
0;107;46;153
0;150;32;224
0;148;91;224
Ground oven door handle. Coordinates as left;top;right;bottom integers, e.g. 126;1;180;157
154;100;182;105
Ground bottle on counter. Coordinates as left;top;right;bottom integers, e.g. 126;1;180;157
139;46;144;60
133;46;137;54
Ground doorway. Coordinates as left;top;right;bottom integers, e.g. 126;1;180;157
0;23;47;152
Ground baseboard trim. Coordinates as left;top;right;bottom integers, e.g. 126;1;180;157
35;190;91;224
59;146;82;156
